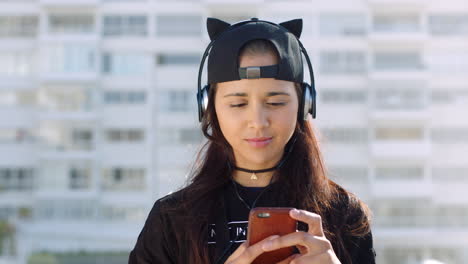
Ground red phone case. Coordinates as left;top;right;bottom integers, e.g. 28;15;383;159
247;207;298;264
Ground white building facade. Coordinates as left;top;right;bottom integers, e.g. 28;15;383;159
0;0;467;263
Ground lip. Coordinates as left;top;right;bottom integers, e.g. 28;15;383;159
245;137;272;148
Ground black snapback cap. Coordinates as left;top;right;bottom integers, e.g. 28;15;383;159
206;17;304;85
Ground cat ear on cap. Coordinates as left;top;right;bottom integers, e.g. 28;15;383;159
279;19;303;38
207;17;231;41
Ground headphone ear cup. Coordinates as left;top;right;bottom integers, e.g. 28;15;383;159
298;82;310;121
300;82;316;120
197;84;210;122
310;83;316;119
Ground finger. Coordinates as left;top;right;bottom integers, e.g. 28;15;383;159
262;232;331;255
234;235;279;263
290;250;335;264
276;253;300;264
225;241;247;262
296;244;308;255
289;209;324;237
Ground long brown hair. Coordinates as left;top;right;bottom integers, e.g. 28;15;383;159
161;39;372;264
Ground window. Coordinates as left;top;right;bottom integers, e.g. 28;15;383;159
102;52;150;76
320;89;367;104
370;80;429;110
319;13;366;36
38;88;93;111
328;166;368;182
0;168;34;191
381;248;425;264
427;51;468;74
431;128;468;143
436;206;468;227
374;127;424;140
69;167;91;189
159;127;204;145
432;167;468;182
102;168;145;191
0;51;31;76
429;248;461;264
0;15;38;37
373;87;426;110
104;91;146;104
49;14;94;34
0;128;33;143
375;166;424;180
156;53;200;66
0;91;15;106
431;89;468;104
71;129;93;150
46;44;96;74
429;14;468;35
0;129;17;143
0;207;15;219
159;90;194;112
211;15;253;24
106;129;145;142
320;51;366;74
156;15;202;37
373;51;424;71
372;14;420;33
35;200;95;220
321;128;368;143
103;15;147;36
373;199;432;227
99;206;145;221
102;0;146;1
180;128;203;144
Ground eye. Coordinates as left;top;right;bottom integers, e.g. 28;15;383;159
230;103;247;108
267;102;286;106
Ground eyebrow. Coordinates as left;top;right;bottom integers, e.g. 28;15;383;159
223;92;290;97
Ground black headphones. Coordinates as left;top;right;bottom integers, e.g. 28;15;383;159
197;18;316;123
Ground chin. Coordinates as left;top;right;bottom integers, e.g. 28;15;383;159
245;155;279;168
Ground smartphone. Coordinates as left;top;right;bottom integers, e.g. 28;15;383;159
247;207;298;264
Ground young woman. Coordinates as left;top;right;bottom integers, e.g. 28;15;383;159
129;18;376;264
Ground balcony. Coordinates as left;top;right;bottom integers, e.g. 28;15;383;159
0;142;36;164
365;0;427;11
39;141;96;160
369;14;427;44
0;107;35;127
39;0;98;7
37;123;96;160
369;32;428;45
37;87;98;121
370;140;431;160
369;51;427;80
39;72;98;83
369;82;430;121
370;99;430;121
372;180;432;198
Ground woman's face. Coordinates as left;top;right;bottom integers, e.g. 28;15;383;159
214;52;299;169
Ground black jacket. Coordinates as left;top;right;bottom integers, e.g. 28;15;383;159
129;180;376;264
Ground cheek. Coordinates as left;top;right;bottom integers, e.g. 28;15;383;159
215;106;239;143
276;103;298;127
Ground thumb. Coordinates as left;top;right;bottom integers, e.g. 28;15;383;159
225;241;247;263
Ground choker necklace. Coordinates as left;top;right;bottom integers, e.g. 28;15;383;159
229;135;297;180
233;165;278;180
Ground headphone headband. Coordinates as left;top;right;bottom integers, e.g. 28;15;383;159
197;18;316;122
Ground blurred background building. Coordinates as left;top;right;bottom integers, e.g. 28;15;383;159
0;0;467;263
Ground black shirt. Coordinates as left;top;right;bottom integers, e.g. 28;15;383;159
129;180;377;264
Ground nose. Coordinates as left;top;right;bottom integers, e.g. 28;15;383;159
248;102;270;129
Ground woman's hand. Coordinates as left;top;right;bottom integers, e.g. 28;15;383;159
224;235;298;264
261;209;342;264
